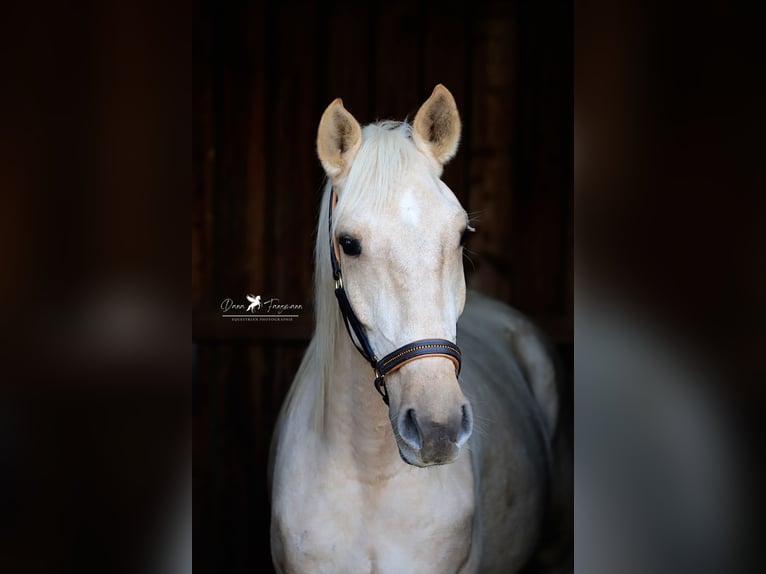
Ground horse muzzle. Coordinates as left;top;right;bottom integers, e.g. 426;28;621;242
394;401;473;467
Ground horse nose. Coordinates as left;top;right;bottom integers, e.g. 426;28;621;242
397;403;473;464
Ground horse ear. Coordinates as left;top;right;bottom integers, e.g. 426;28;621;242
412;84;461;167
317;98;363;180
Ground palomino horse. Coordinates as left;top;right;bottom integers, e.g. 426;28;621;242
270;85;563;573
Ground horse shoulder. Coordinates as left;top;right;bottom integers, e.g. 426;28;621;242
457;291;560;572
270;380;371;571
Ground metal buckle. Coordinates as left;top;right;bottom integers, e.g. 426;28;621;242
335;273;343;290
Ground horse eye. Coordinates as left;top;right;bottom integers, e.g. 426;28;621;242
460;225;475;247
339;235;362;256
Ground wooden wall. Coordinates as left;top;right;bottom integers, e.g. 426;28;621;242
193;1;571;572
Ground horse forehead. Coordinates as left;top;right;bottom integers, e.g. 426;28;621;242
385;182;457;228
398;186;421;226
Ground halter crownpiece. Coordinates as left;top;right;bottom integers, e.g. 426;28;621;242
328;188;462;405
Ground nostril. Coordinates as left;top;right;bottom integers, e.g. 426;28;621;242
456;403;473;447
398;408;423;451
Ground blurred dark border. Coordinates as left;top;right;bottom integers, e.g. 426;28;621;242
0;0;762;572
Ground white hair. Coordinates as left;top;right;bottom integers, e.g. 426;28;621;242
280;121;428;431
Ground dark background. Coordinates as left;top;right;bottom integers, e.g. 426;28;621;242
192;0;572;572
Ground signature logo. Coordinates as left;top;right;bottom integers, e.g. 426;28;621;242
220;294;303;322
246;294;261;312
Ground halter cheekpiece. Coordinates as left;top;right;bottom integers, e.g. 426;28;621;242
328;188;462;405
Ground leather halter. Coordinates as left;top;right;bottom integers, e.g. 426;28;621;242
328;188;462;405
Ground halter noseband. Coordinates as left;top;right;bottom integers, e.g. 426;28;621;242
328;188;462;405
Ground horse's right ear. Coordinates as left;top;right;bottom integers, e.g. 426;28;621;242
317;98;362;180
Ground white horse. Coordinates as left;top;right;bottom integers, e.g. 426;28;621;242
270;85;563;573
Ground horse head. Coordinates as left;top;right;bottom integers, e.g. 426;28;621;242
317;85;473;466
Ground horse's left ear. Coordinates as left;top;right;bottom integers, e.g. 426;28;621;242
412;84;462;168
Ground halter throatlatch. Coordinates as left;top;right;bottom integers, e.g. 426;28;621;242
328;188;462;405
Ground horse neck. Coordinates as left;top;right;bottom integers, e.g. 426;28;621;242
322;330;403;477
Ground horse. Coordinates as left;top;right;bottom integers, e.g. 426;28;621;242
269;85;564;573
